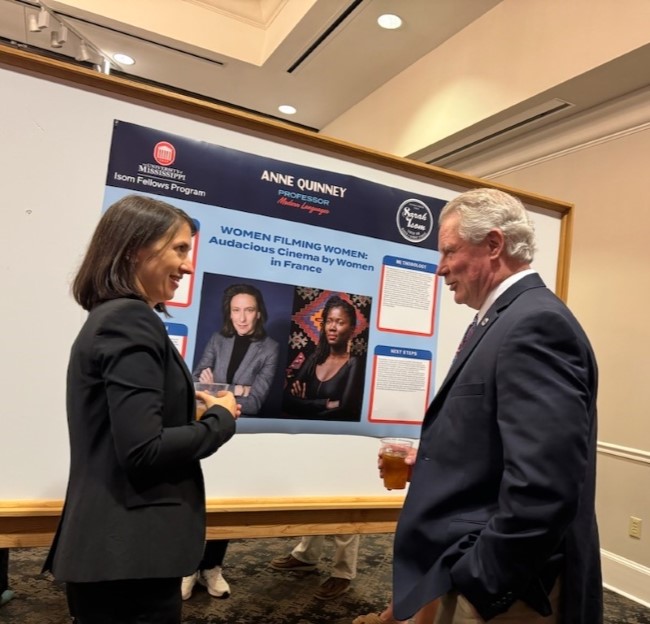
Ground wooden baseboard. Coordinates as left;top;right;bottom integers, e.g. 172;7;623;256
0;496;403;547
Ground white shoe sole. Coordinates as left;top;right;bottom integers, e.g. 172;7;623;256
198;578;231;598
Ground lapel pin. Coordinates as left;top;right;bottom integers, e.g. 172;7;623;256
481;317;489;326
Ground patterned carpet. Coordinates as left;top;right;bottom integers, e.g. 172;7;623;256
1;534;648;623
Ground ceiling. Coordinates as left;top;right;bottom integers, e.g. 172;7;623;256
0;0;503;131
1;0;649;167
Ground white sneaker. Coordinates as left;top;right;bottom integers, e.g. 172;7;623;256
199;565;231;598
181;571;199;601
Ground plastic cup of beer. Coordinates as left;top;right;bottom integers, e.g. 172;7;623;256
380;438;414;490
194;382;228;419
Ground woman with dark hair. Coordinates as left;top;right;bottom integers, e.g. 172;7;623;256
193;283;279;416
283;294;363;422
43;194;239;624
185;283;279;600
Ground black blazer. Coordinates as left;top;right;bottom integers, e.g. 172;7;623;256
393;274;602;623
44;298;236;582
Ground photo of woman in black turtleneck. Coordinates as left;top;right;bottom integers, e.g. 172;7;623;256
192;283;279;416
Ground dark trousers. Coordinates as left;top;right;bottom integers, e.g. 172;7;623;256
0;549;8;593
198;539;229;570
66;577;182;624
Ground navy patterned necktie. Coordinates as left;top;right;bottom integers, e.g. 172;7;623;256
454;313;479;361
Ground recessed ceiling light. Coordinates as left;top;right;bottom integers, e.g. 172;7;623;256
377;14;402;30
113;52;135;66
278;104;297;115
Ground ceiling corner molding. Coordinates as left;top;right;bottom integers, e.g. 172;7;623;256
422;99;574;167
447;85;650;179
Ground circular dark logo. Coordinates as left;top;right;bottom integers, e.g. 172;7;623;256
396;199;433;243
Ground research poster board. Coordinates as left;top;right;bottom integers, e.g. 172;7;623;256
104;120;447;437
0;48;568;512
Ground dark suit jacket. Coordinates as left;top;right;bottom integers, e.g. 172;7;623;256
393;274;602;623
44;298;236;582
192;333;279;415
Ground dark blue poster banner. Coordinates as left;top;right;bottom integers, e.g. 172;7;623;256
104;120;447;437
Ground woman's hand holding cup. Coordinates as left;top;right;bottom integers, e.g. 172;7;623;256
196;389;240;420
194;382;240;420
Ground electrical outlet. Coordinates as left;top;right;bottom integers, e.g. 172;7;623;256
629;516;642;539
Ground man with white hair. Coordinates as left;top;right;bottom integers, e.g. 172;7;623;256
392;188;601;623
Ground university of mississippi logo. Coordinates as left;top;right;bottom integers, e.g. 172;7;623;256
153;141;176;166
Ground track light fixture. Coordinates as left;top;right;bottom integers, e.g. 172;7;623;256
28;14;41;32
75;40;90;62
57;25;68;44
37;8;50;30
29;10;111;72
93;57;112;75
